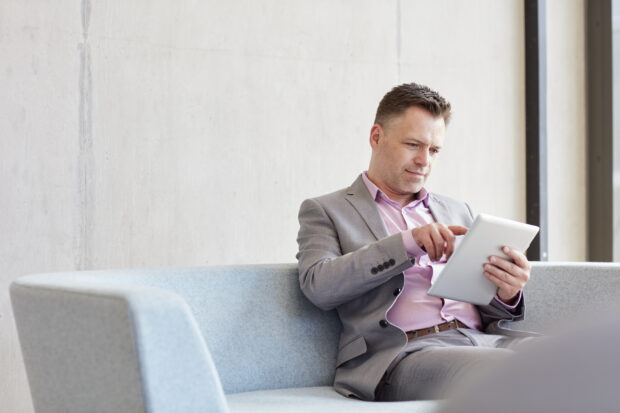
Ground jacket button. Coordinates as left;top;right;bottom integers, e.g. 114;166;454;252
389;258;396;266
383;261;391;268
393;288;402;296
379;320;389;328
377;264;384;271
371;267;378;274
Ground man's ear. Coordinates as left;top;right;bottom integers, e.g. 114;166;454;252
369;124;383;149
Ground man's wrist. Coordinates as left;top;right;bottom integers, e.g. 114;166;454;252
494;290;522;309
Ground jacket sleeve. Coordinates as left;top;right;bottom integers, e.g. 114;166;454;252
296;198;414;311
478;297;525;330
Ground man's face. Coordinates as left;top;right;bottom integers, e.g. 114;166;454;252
368;105;446;205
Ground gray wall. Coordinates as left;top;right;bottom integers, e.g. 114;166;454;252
1;0;585;411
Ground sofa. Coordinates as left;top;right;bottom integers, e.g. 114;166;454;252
10;262;620;413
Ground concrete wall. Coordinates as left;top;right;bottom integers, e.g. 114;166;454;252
400;1;526;219
2;2;83;411
0;0;586;410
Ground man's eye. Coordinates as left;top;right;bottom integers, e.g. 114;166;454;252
407;143;419;148
431;148;440;154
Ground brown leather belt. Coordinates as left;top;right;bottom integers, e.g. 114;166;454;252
406;320;468;340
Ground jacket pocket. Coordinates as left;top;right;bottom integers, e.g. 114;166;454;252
336;335;367;367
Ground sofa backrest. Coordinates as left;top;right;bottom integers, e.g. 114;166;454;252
513;262;620;332
17;264;342;395
151;264;342;394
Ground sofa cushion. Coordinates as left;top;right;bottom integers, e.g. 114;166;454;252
226;386;441;413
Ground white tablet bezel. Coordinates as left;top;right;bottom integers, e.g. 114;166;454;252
426;213;539;306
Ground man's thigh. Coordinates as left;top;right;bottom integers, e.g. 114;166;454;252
377;345;513;401
458;328;537;350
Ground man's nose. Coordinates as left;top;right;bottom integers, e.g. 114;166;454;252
415;149;430;166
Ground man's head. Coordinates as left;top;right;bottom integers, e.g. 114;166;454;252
367;83;451;206
374;82;452;127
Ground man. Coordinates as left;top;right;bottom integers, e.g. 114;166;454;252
296;83;532;401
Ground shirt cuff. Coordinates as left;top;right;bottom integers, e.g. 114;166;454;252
494;290;523;309
401;230;426;258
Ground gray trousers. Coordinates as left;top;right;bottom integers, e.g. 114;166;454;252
375;328;533;401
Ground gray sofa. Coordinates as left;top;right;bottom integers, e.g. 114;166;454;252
10;262;620;413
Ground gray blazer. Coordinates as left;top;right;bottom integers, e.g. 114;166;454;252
296;175;525;401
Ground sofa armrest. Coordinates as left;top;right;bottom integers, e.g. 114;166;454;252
11;276;229;413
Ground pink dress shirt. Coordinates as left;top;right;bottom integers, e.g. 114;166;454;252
361;173;520;333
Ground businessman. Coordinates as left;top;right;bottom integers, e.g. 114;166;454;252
296;83;532;401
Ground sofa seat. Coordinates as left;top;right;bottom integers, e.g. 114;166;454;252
227;386;440;413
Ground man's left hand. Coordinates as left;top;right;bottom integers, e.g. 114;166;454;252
483;246;531;305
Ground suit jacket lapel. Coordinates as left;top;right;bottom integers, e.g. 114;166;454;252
344;175;389;240
427;194;451;224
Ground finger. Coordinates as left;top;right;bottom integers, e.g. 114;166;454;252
501;246;531;271
412;228;430;256
438;225;457;259
483;272;519;300
423;233;438;261
418;232;436;262
484;262;525;289
487;255;526;281
483;270;513;290
428;226;446;261
448;225;468;236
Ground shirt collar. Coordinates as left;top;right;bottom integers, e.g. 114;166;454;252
361;171;429;208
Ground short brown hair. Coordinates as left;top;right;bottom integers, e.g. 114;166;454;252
374;82;452;126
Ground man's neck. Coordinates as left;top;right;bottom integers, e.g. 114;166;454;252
364;172;417;207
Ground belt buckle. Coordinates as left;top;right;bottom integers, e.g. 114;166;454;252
434;325;440;333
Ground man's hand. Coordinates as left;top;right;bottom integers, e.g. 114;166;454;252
483;246;531;304
411;223;468;262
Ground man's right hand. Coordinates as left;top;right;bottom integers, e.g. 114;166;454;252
411;223;468;262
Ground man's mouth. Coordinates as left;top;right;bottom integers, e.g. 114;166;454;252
405;170;426;177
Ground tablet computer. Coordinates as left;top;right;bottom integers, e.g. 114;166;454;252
426;213;539;306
